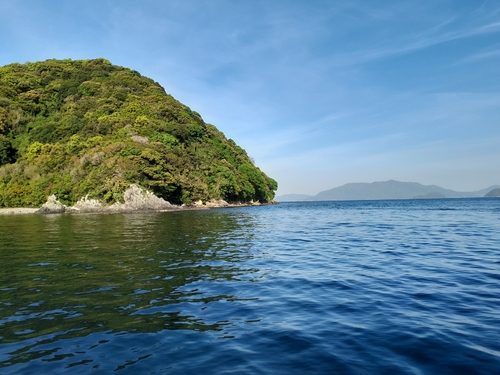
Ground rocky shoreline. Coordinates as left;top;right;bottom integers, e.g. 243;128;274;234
0;208;39;215
0;184;276;215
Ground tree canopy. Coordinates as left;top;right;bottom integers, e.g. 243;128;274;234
0;58;277;207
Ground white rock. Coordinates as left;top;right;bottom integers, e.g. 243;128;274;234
36;195;66;214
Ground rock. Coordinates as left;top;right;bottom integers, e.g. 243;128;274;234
118;184;173;211
36;195;66;214
67;195;104;213
130;135;149;144
205;199;229;208
182;200;204;207
34;185;274;214
36;184;176;214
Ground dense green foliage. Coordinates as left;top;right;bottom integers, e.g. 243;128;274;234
0;59;277;207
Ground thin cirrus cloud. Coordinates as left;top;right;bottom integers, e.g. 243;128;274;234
0;0;499;194
455;48;500;64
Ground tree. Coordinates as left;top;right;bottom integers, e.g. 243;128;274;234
0;135;16;166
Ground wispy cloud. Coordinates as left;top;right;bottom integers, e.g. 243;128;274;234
455;48;500;64
1;0;499;194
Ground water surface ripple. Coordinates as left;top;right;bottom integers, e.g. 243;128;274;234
0;199;499;374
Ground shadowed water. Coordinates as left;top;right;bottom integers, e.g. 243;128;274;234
0;199;499;374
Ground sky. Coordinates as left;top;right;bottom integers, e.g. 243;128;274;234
1;0;499;195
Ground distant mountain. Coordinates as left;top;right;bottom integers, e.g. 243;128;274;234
485;188;500;197
306;180;500;201
275;193;313;202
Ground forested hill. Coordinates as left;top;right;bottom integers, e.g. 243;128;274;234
0;58;277;207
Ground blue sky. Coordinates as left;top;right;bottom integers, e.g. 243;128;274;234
1;0;499;195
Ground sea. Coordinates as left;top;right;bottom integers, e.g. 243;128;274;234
0;198;499;374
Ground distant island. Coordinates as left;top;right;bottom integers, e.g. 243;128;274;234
485;188;500;197
0;59;277;209
276;180;500;202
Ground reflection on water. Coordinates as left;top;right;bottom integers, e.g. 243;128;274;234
0;210;260;366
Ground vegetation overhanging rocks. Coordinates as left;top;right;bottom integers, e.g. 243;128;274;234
0;59;277;209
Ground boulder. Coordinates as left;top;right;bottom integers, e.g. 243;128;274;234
118;184;173;211
36;195;66;214
67;195;104;213
34;184;272;214
205;199;229;208
37;184;176;214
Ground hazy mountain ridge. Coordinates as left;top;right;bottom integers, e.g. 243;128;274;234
276;180;500;201
485;188;500;197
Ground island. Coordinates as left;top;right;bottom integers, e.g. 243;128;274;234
0;59;277;212
485;188;500;197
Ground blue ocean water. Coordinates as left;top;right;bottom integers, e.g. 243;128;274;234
0;198;499;374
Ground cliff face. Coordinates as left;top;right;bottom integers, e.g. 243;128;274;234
0;59;277;207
